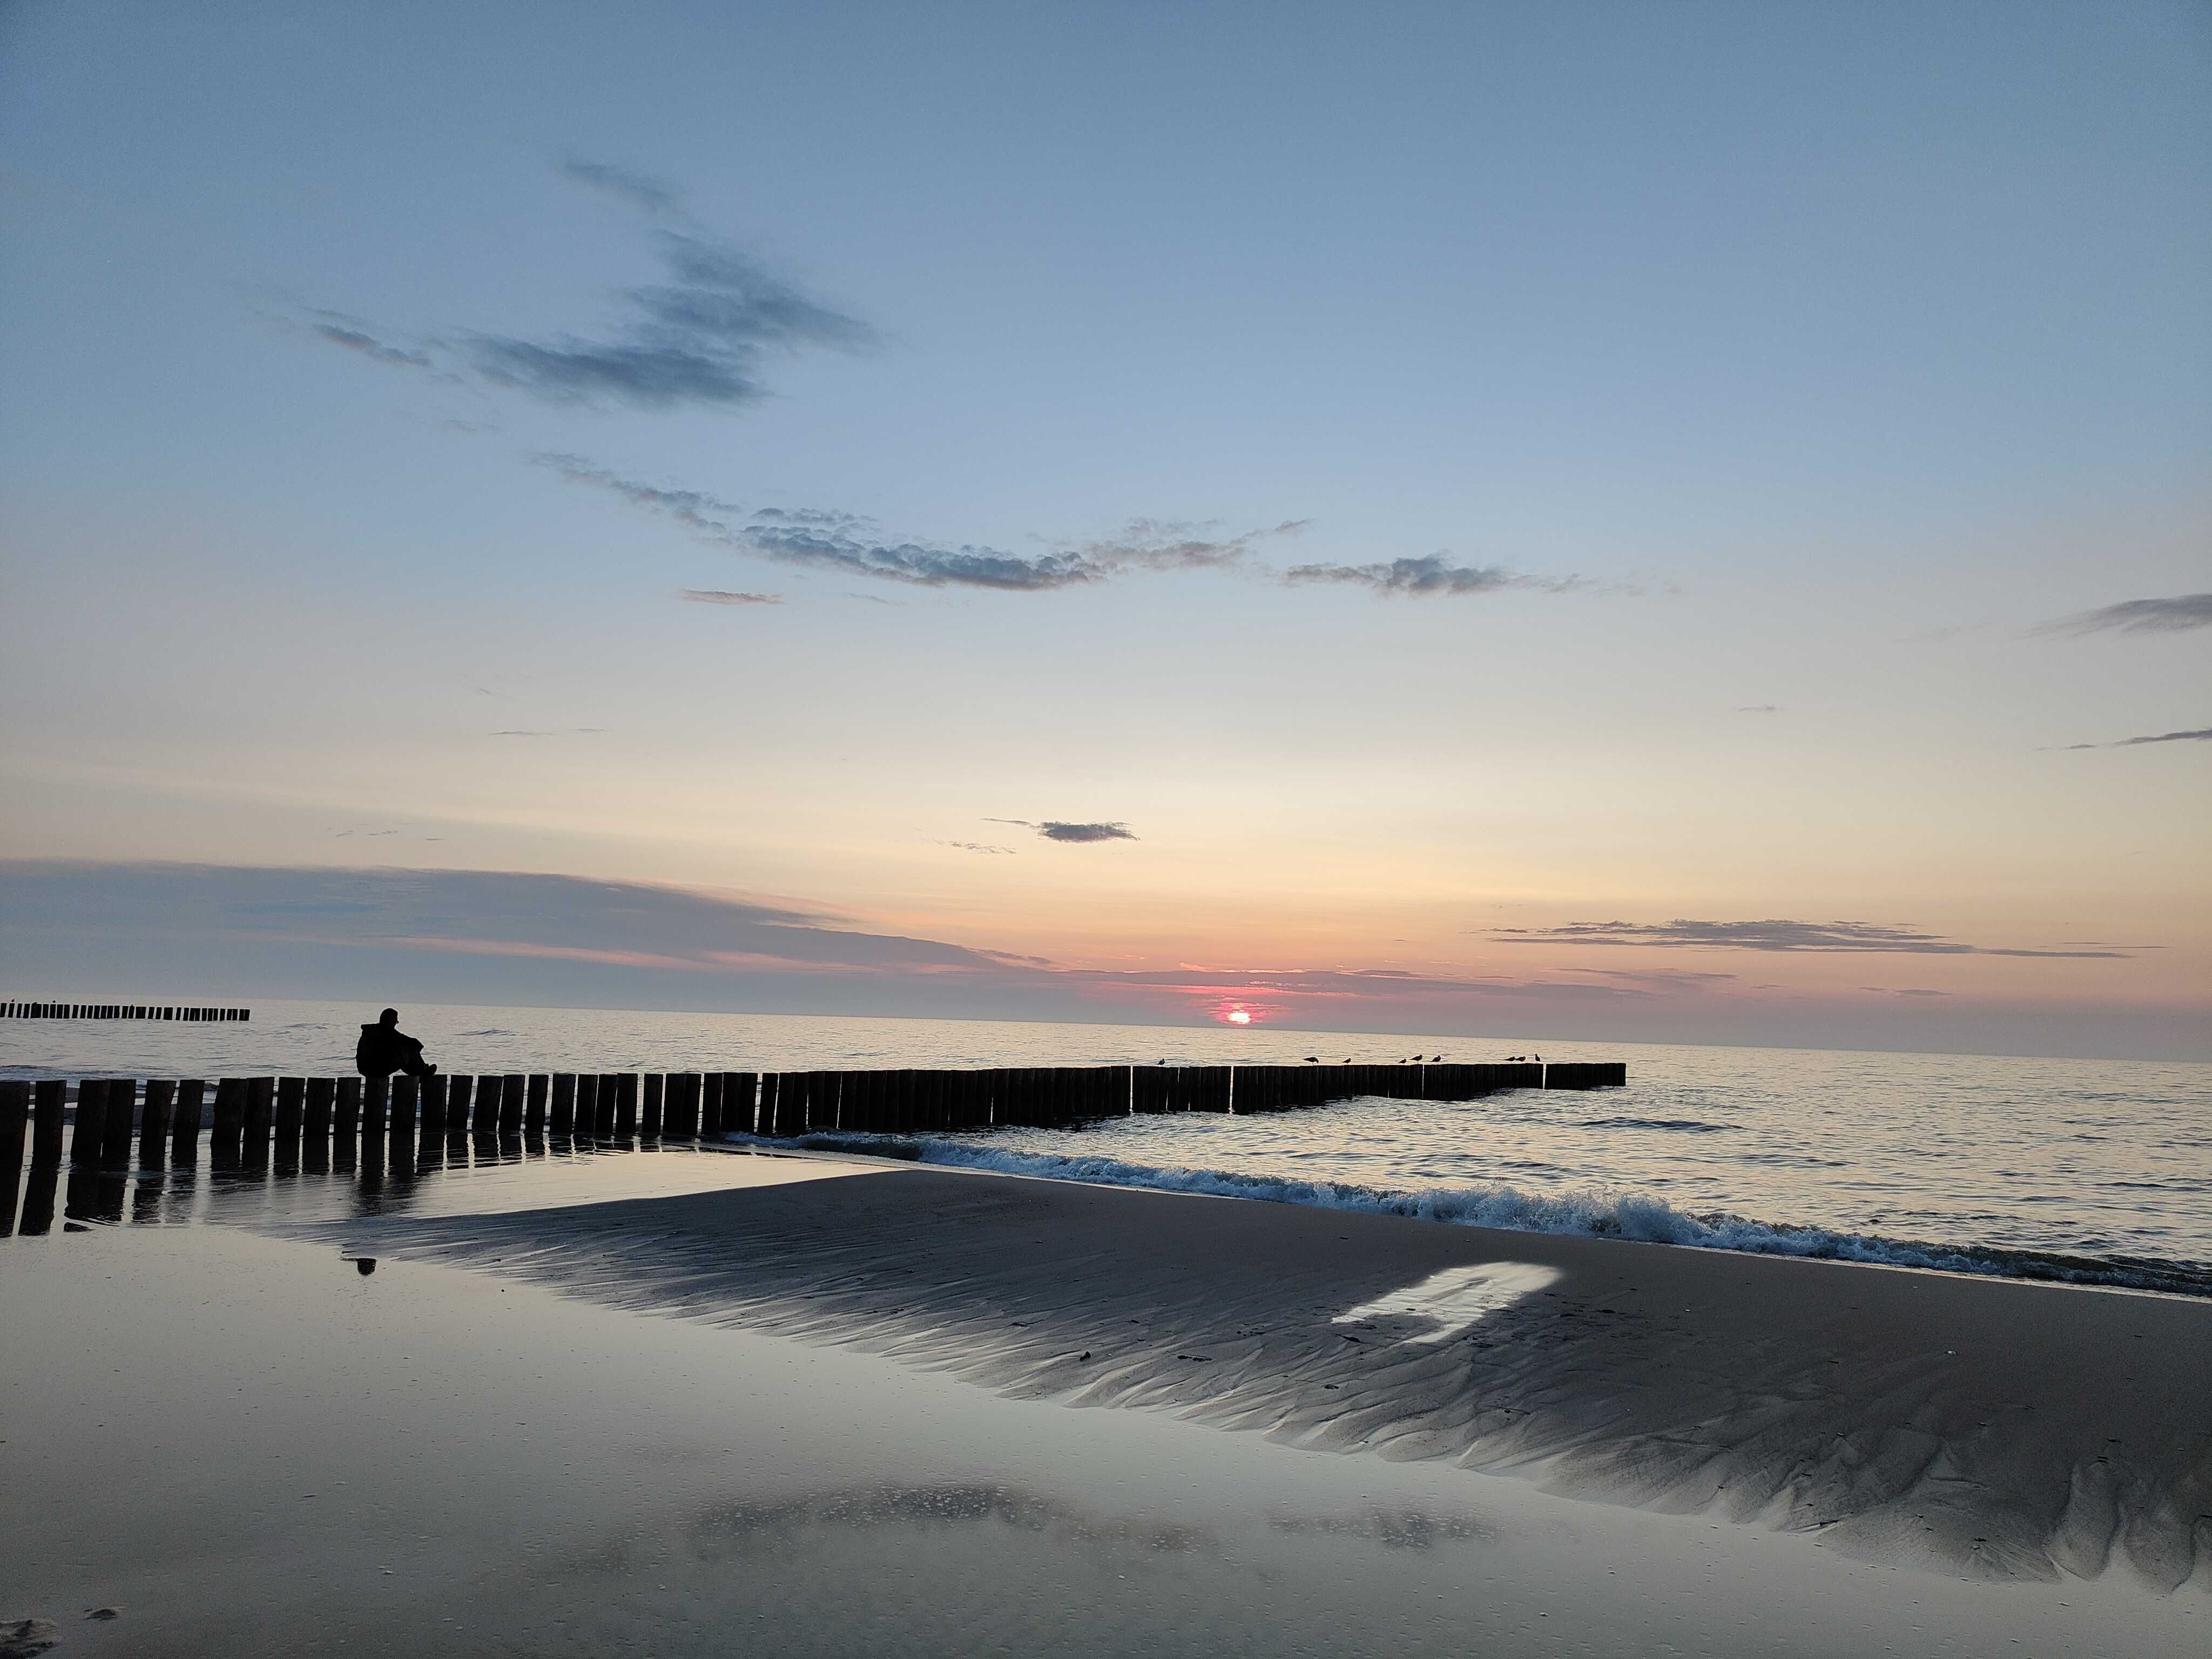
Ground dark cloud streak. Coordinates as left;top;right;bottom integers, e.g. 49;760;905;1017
2053;727;2210;751
1284;555;1578;598
1493;919;2128;959
2033;594;2212;637
538;453;1297;593
987;819;1138;844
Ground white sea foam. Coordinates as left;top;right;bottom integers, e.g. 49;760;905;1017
880;1138;2210;1296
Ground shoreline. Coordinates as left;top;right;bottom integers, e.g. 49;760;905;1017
288;1151;2212;1592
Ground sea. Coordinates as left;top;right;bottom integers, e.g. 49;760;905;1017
7;999;2209;1297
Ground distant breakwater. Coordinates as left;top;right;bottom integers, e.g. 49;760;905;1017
4;1001;249;1022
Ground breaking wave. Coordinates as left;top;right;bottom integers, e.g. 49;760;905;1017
754;1132;2212;1300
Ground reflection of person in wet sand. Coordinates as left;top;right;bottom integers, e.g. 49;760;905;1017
356;1008;437;1079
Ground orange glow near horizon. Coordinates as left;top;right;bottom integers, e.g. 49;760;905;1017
1224;1007;1253;1025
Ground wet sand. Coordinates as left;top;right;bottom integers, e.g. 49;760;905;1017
3;1149;2208;1656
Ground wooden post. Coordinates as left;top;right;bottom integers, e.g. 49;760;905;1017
135;1078;172;1169
99;1079;138;1168
70;1080;108;1167
446;1076;474;1138
389;1075;417;1142
333;1077;360;1138
725;1072;757;1135
697;1071;722;1137
550;1073;576;1135
524;1075;549;1135
168;1080;204;1164
0;1080;28;1185
471;1075;501;1139
665;1073;699;1138
418;1074;446;1137
271;1076;303;1158
242;1077;275;1164
500;1075;525;1137
643;1074;665;1138
592;1074;618;1138
571;1074;597;1138
613;1074;638;1137
361;1074;388;1141
31;1079;65;1168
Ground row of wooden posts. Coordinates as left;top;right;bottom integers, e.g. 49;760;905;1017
0;1061;1624;1175
3;1002;248;1021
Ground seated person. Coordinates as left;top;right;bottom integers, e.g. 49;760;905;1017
356;1008;437;1078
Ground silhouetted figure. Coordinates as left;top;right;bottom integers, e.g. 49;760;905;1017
356;1008;436;1080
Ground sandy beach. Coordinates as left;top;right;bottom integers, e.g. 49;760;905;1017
3;1145;2206;1657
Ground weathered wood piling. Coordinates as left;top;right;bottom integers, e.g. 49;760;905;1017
1;1061;1625;1190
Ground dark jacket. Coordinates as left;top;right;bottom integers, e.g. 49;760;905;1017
356;1022;434;1078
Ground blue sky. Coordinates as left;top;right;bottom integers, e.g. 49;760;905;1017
3;2;2206;1057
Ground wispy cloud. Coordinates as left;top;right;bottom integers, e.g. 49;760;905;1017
558;155;685;217
1737;704;1780;714
308;316;434;370
490;727;606;737
1492;918;2130;959
986;819;1139;844
1283;555;1578;598
538;453;1298;592
680;589;780;606
2051;726;2211;751
941;841;1017;855
2032;594;2212;637
306;162;875;412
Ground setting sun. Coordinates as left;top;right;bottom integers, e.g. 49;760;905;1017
1225;1008;1251;1025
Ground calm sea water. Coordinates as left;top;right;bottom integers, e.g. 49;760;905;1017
8;1000;2208;1292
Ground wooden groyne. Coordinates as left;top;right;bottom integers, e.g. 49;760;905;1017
0;1060;1622;1180
3;1002;249;1021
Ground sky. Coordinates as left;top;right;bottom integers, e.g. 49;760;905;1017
2;1;2207;1059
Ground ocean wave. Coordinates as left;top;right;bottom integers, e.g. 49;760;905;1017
1575;1116;1734;1133
745;1132;2212;1299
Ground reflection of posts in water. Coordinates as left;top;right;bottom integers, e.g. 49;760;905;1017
33;1080;68;1165
131;1165;165;1225
100;1078;138;1169
71;1080;109;1168
446;1076;474;1142
171;1080;204;1166
65;1168;125;1224
141;1079;175;1170
18;1159;59;1235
